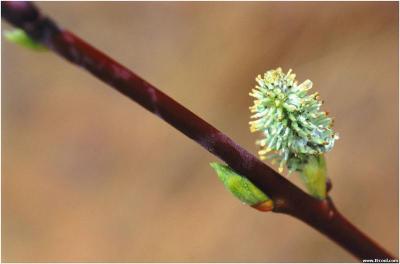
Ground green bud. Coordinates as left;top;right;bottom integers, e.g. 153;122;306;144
299;154;327;199
4;29;47;51
210;162;273;211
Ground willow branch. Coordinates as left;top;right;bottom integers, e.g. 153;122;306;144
2;1;396;261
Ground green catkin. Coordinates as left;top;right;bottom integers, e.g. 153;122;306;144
249;68;339;199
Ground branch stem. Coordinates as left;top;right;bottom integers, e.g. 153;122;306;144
2;1;396;260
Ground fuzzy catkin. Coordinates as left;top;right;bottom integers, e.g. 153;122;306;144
249;68;339;173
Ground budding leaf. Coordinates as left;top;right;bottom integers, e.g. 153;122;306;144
299;154;327;199
4;29;47;51
210;162;271;206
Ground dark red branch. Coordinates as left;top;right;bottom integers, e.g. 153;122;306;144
2;1;396;261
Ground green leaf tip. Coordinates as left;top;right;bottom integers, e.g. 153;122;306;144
210;162;272;209
4;29;47;51
300;154;327;199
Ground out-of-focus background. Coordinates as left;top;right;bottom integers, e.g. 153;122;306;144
2;2;398;262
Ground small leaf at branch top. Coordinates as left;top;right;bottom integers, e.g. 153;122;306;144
210;162;273;211
300;154;327;199
4;29;47;51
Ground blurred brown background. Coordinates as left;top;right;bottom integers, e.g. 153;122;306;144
2;2;398;262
